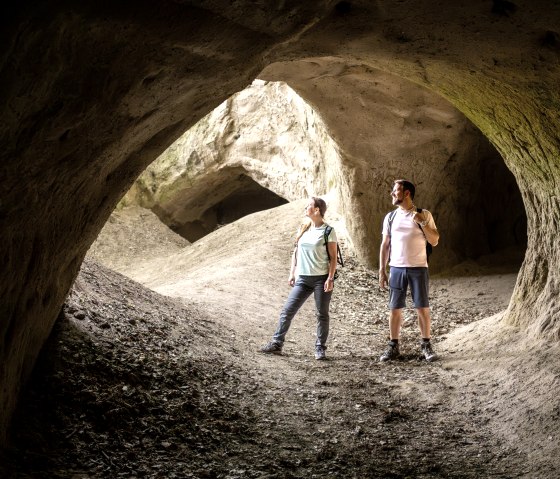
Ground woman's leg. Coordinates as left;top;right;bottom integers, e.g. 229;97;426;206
312;276;332;348
272;277;313;345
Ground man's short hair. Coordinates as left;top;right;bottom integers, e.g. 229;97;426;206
395;179;415;200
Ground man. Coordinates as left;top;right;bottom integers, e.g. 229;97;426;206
378;179;440;362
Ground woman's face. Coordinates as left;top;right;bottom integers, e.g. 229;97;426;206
305;200;317;217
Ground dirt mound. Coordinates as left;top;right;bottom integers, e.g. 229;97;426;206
87;205;190;275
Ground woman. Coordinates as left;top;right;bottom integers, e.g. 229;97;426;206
261;197;338;360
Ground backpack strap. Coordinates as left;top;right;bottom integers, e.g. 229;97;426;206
387;209;398;236
324;226;344;267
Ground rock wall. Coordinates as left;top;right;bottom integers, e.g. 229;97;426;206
1;0;559;443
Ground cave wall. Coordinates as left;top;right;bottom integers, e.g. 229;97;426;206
1;0;559;443
0;0;334;444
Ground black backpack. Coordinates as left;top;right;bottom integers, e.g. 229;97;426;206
387;208;432;262
324;225;344;278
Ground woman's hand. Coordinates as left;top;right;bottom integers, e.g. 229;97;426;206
288;275;296;287
324;278;334;292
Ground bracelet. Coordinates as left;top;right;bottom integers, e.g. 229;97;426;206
327;277;334;281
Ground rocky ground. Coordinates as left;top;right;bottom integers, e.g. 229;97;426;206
1;202;558;478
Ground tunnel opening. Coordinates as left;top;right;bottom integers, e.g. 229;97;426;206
171;174;288;242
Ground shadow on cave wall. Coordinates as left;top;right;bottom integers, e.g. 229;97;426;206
170;174;288;242
460;140;527;270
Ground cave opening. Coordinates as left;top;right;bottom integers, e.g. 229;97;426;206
172;174;288;242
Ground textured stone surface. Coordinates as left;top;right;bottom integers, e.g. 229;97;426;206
1;0;559;442
122;80;340;238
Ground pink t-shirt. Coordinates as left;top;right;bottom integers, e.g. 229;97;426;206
382;208;436;268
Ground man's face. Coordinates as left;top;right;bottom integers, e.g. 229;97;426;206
391;183;405;205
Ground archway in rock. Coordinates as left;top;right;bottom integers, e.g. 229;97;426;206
1;0;558;445
172;174;288;242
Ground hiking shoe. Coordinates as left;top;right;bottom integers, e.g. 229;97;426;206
379;341;400;362
421;341;438;362
315;346;327;360
260;341;282;355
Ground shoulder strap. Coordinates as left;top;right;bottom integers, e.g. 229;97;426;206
324;226;344;266
324;226;332;261
387;210;398;236
415;208;425;234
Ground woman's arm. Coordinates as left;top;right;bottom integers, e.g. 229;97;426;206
288;246;297;286
324;242;338;292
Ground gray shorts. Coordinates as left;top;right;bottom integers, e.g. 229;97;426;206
388;267;429;309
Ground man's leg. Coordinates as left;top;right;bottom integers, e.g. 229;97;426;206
407;267;438;360
379;309;403;361
390;308;404;340
416;307;437;361
416;307;431;339
380;267;407;362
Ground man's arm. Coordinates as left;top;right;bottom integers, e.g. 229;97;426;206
421;224;439;246
379;234;391;289
413;211;439;246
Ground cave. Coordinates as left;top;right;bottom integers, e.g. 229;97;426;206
1;0;559;474
173;174;288;242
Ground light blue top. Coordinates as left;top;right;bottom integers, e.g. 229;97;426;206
296;224;337;276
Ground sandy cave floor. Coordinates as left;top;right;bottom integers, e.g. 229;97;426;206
2;202;559;478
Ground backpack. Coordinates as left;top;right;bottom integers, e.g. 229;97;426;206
324;225;344;279
387;208;432;262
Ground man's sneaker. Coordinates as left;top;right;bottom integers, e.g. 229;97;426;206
260;341;282;355
315;346;327;360
421;341;438;362
379;340;400;362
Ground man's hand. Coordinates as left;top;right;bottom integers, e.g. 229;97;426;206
412;210;428;226
379;269;388;289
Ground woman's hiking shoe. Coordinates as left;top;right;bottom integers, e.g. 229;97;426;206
421;341;438;362
315;346;327;360
260;341;283;355
379;340;400;362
